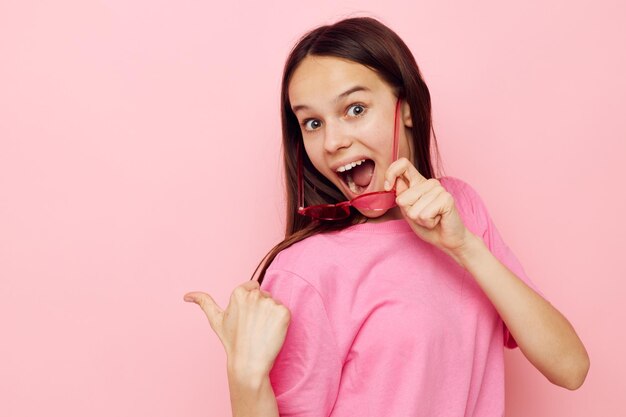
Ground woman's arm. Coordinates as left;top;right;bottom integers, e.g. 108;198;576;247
227;363;279;417
447;232;590;390
381;164;589;389
184;279;290;417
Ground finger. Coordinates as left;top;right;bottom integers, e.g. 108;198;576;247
404;186;444;222
183;291;224;332
396;178;441;208
415;191;451;229
384;157;426;192
394;175;411;196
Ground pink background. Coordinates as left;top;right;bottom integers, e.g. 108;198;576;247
1;1;624;416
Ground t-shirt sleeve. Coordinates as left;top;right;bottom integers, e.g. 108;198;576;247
259;268;342;416
446;177;548;350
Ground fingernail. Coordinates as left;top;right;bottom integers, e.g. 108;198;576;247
384;180;390;191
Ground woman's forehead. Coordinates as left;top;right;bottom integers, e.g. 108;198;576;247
288;56;386;108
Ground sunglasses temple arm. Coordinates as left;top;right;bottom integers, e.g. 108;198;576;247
297;142;303;210
393;97;400;163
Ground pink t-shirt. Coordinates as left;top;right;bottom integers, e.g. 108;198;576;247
260;176;545;417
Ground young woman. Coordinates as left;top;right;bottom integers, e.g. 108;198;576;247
184;16;590;417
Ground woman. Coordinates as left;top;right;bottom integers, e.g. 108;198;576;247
184;16;589;417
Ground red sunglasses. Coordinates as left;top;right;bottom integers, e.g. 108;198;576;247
296;96;402;220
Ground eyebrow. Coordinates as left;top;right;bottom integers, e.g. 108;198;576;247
291;85;371;114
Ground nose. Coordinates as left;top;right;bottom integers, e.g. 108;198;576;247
323;120;352;154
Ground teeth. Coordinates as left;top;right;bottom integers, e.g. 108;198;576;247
336;159;366;173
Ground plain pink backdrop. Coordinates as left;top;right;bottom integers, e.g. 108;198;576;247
1;1;624;416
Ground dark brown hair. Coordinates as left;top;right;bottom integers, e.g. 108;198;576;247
252;16;444;285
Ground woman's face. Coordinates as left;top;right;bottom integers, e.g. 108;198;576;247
288;55;414;221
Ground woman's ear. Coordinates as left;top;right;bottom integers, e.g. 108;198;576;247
402;100;413;127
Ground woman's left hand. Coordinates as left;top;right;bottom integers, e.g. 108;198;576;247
384;157;471;257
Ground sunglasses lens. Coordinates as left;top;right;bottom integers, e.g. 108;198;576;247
351;190;397;211
298;192;396;220
305;205;351;220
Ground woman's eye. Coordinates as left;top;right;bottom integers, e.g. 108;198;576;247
302;119;321;131
347;103;366;117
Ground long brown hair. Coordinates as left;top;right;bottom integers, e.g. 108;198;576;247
253;16;445;285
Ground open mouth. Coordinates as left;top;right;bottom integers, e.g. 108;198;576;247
337;159;376;196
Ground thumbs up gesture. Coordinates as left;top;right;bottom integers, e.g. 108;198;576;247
183;279;291;378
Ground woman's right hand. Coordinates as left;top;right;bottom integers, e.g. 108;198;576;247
183;279;291;379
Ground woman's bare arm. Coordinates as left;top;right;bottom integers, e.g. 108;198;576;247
227;364;279;417
184;280;290;417
448;232;590;390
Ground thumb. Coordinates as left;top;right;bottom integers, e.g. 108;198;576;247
184;291;224;334
395;176;410;196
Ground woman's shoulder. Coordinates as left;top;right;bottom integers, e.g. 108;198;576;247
260;236;333;301
264;233;328;277
437;175;487;234
438;175;484;204
438;175;473;194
